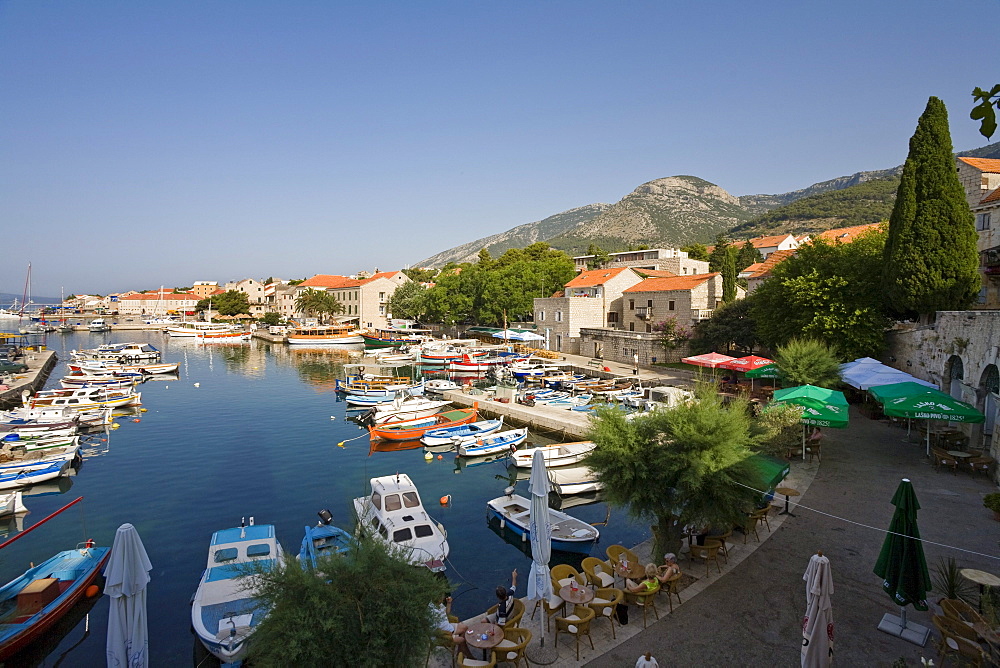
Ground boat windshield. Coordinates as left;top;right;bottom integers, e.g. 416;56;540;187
402;492;419;508
370;491;381;510
384;494;401;511
392;528;412;543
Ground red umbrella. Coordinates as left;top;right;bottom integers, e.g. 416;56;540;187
681;352;737;369
720;355;775;371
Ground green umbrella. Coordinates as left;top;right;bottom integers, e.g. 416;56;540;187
772;386;849;460
745;453;790;492
745;364;783;379
773;385;848;406
869;384;984;455
868;381;943;403
873;478;932;646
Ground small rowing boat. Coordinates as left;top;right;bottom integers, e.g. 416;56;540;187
420;418;503;446
510;441;596;468
457;428;528;457
486;492;599;553
369;408;477;441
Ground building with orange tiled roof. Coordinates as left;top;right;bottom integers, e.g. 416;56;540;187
116;290;201;316
290;271;410;328
631;269;678;279
956;156;1000;308
532;268;643;354
815;223;884;244
620;272;741;335
744;248;797;294
572;247;708;275
746;233;800;258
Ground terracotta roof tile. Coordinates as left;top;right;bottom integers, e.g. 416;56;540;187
815;222;883;243
749;249;796;278
958;157;1000;173
631;269;678;278
565;267;634;288
298;274;362;289
748;234;796;248
981;187;1000;204
360;271;405;283
622;273;719;293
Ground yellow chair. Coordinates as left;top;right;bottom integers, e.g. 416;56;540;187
550;564;585;590
426;629;457;668
606;544;639;570
689;539;722;577
659;573;683;612
711;528;733;563
625;584;659;628
942;598;989;629
582;556;616;589
751;506;771;532
485;598;524;629
494;627;531;668
555;604;596;661
587;587;624;639
530;591;565;631
741;513;760;544
456;650;497;668
932;615;985;667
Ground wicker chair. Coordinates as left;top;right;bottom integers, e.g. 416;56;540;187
751;506;771;532
689;539;723;577
942;598;989;629
968;456;995;478
587;587;624;639
932;448;959;474
932;614;985;667
555;605;596;661
659;573;683;612
457;650;497;668
530;591;566;631
427;629;457;668
485;597;524;629
606;544;639;570
624;583;659;628
741;513;760;544
494;627;531;668
711;528;733;563
550;564;585;590
582;556;616;589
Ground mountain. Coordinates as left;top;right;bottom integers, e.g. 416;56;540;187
737;167;902;215
416;203;611;267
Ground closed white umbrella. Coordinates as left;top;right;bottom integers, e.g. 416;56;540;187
525;449;557;663
801;552;834;668
105;523;152;668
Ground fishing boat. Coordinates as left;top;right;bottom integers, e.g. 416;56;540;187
424;379;460;394
60;374;139;389
352;474;449;572
70;343;161;363
298;510;352;571
87;319;111;333
0;498;109;661
420;347;486;364
548;467;603;495
2;434;80;454
287;322;365;345
191;518;283;665
420;418;503;446
486;492;599;553
369;407;477;441
0;460;70;490
544;394;593;410
28;387;140;411
527;391;571;405
2;406;108;431
510;441;596;468
457;428;528;457
369;397;451;424
345;393;398;407
67;360;179;375
360;327;429;348
447;355;508;372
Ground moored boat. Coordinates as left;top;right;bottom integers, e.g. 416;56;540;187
287;322;365;345
87;319;111;332
369;397;451;424
548;466;602;495
420;418;503;446
510;441;596;468
486;492;599;553
457;428;528;457
369;407;477;441
424;379;460;394
298;510;352;570
360;327;429;348
191;518;282;665
70;342;160;363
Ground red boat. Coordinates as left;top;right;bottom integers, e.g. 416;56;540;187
368;407;477;441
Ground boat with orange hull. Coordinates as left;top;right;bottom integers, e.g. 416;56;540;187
368;407;477;441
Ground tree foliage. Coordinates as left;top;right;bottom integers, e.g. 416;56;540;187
736;241;763;271
585;243;612;269
773;338;842;388
972;85;1000;139
721;246;738;304
883;96;980;316
689;295;759;355
750;403;805;457
196;290;250;316
584;385;763;561
421;243;575;325
246;535;447;667
708;234;730;272
387;280;428;321
752;230;891;359
259;312;283;326
402;267;438;283
681;243;710;262
651;317;691;353
294;289;344;324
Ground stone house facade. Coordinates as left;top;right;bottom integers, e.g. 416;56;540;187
223;279;267;315
116;291;201;316
957;157;1000;308
293;271;410;329
620;272;738;334
532;268;643;354
573;248;709;275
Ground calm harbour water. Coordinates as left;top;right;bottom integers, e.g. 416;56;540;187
4;331;647;666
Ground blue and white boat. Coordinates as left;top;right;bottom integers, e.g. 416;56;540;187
545;394;593;410
530;391;571;405
420;418;504;446
486;492;599;554
457;428;528;457
344;393;398;407
0;460;70;490
298;511;352;571
191;518;283;665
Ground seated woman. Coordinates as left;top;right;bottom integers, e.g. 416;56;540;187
625;563;660;594
656;553;681;584
431;595;468;653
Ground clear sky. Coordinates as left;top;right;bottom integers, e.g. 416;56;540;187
1;0;995;297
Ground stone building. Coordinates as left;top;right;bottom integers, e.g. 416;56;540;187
224;278;267;315
956;157;1000;308
620;272;738;334
572;248;709;275
292;271;410;329
116;291;201;317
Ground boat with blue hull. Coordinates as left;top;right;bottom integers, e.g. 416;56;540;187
420;418;504;446
486;492;599;554
191;519;283;665
298;511;353;571
457;428;528;457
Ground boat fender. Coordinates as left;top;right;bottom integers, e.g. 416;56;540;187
86;584;100;598
437;454;443;460
132;418;141;423
140;408;147;412
424;452;433;461
439;495;451;506
499;519;505;529
85;539;95;548
521;532;527;543
111;423;120;430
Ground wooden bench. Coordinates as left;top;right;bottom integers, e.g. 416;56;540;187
587;359;603;368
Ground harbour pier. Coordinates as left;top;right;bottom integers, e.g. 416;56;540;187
0;348;57;407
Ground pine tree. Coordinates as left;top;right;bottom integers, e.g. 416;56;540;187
721;246;738;303
709;234;730;272
736;241;763;271
883;96;980;316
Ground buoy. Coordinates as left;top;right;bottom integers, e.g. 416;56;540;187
330;416;336;420
336;441;346;448
132;418;140;423
100;438;107;442
439;495;451;506
110;423;120;430
437;454;443;460
424;452;433;461
140;408;147;412
165;385;168;389
193;383;200;387
85;585;100;598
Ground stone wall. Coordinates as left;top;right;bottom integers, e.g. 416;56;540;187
580;327;691;365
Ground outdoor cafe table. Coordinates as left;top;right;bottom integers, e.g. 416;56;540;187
559;583;595;606
614;560;646;583
948;450;974;459
466;621;503;661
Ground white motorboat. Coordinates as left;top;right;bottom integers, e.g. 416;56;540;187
352;474;449;572
191;518;282;665
88;318;111;332
167;322;234;338
510;441;596;468
487;492;599;553
548;467;603;495
423;379;460;394
370;397;450;424
70;342;161;363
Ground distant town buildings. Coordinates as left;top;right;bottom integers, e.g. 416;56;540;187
573;248;709;275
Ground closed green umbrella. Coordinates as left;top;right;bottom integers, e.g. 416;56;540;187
873;478;931;646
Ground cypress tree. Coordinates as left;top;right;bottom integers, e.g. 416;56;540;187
883;96;980;316
722;246;738;303
736;240;763;271
709;234;730;272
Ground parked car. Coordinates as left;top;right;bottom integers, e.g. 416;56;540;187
0;361;28;374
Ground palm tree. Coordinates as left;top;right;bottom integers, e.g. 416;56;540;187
294;289;344;324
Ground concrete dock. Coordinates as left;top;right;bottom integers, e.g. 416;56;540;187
0;349;57;407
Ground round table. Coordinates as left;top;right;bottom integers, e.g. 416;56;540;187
559;584;594;605
948;450;974;459
465;622;503;661
960;568;1000;588
614;561;645;582
775;486;800;517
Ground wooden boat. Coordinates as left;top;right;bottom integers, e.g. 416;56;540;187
457;428;528;457
352;474;449;572
369;408;476;441
370;397;451;424
195;329;250;342
191;519;283;665
420;418;503;446
547;467;603;495
510;441;596;468
2;434;80;454
28;387;140;411
361;327;429;348
167;322;232;338
298;512;352;571
68;360;179;375
487;493;599;553
545;394;593;410
528;391;571;405
0;538;109;660
345;393;398;407
448;356;508;372
287;322;365;345
2;406;109;430
424;379;460;394
334;374;413;393
70;342;160;363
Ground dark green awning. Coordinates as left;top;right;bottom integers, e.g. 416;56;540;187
745;454;790;492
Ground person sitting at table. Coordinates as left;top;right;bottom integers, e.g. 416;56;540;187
656;553;681;584
484;568;518;625
431;594;468;654
808;427;823;443
625;563;661;594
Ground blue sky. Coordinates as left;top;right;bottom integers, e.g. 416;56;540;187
1;0;995;297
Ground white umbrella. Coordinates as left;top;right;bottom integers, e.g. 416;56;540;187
105;523;152;668
525;449;557;663
801;552;834;668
